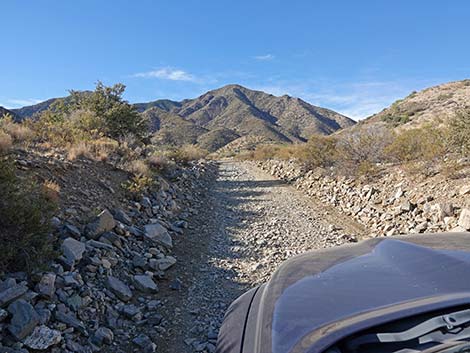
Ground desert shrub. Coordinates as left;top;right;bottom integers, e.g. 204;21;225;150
147;153;174;172
385;126;447;162
123;175;155;195
1;114;34;144
42;180;61;203
67;142;92;161
0;131;12;153
299;135;338;168
448;110;470;155
0;157;57;272
126;159;151;177
249;144;282;160
381;114;410;125
165;145;208;165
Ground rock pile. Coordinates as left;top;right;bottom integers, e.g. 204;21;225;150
0;161;214;353
258;160;470;237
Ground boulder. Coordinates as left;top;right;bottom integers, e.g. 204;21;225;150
7;300;39;340
107;276;133;301
132;334;157;353
23;325;62;350
144;223;173;249
85;209;116;239
113;209;132;226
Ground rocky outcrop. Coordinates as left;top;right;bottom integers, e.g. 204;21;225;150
257;160;470;237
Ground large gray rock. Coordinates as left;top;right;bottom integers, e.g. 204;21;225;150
0;283;28;308
61;238;86;263
85;209;116;239
55;309;87;334
107;276;133;301
132;334;156;353
152;256;177;271
7;300;39;340
458;208;470;230
36;273;56;299
23;325;62;350
144;223;173;249
133;275;158;293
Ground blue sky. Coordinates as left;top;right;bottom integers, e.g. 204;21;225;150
1;1;469;119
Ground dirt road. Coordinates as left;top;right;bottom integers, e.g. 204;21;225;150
159;161;364;353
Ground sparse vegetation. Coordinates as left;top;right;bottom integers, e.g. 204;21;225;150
0;157;57;272
448;110;470;155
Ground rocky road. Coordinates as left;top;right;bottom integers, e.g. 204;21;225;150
161;161;365;353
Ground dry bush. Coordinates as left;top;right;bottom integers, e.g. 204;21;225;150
166;145;208;165
126;159;151;177
298;135;338;168
385;126;447;163
123;175;155;195
0;158;57;272
249;144;282;160
42;180;61;203
448;110;470;156
1;115;34;143
67;142;92;161
147;153;174;172
0;131;12;154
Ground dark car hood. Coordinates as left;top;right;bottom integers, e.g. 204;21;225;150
251;233;470;353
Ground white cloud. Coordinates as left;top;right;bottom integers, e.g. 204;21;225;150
254;54;275;61
133;67;196;82
1;98;43;109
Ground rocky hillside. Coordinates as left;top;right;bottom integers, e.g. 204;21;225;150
362;79;470;129
0;147;216;352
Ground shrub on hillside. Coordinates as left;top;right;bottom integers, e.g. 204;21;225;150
385;126;447;162
334;126;394;176
448;110;470;156
165;145;208;165
1;114;34;143
0;157;57;272
299;135;338;168
0;131;12;153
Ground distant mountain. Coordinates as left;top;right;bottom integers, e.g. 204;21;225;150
12;84;355;151
142;84;355;151
362;79;470;129
11;98;60;120
0;106;19;121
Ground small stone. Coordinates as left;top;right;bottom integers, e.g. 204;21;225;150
154;256;177;271
36;273;56;299
144;223;173;249
63;224;81;238
61;238;86;263
113;209;133;226
107;276;133;301
169;278;182;291
0;308;8;322
92;327;114;346
0;283;28;307
133;275;158;293
460;185;470;196
7;300;39;340
458;209;470;230
85;209;116;239
23;325;62;350
132;334;156;352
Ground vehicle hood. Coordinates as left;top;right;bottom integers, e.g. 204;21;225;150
252;233;470;353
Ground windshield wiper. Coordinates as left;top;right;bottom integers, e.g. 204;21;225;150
347;308;470;351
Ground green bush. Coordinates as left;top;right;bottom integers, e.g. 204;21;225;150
448;110;470;155
0;157;57;272
385;126;447;162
